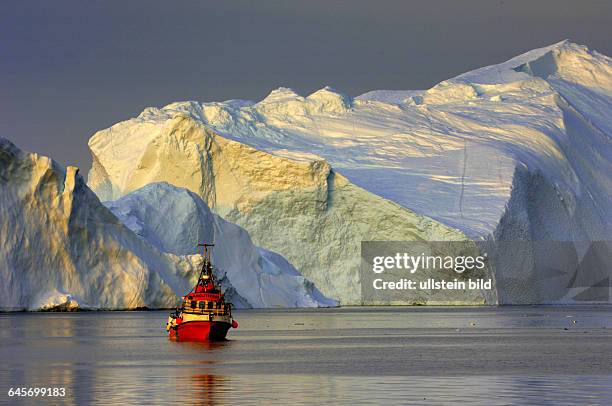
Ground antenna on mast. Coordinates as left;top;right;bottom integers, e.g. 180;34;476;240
197;242;215;257
197;243;215;278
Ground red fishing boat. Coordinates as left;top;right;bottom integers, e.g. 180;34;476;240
166;243;238;341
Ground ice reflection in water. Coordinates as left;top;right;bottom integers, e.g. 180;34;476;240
1;307;611;405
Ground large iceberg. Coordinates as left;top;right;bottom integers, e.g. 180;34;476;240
0;138;199;311
104;182;336;308
87;41;612;304
0;139;334;310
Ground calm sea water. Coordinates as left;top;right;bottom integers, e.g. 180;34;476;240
1;307;611;405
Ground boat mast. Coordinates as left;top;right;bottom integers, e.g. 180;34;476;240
197;243;215;280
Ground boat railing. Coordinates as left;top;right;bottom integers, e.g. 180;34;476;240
182;302;231;316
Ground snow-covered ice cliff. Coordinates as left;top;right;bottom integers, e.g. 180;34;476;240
0;139;334;310
87;41;612;304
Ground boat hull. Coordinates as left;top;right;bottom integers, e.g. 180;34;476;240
169;320;231;341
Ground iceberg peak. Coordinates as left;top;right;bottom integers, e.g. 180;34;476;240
454;40;611;89
260;87;304;104
509;40;611;89
0;137;26;158
306;85;352;113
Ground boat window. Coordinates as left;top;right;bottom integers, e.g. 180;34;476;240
199;301;205;309
191;300;196;308
207;302;213;309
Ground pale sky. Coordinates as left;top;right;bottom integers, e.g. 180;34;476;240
1;0;611;175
